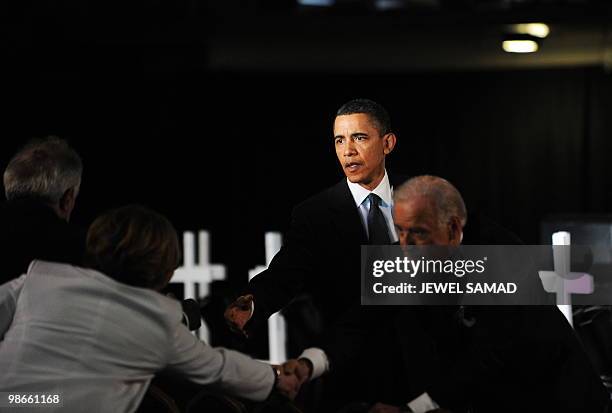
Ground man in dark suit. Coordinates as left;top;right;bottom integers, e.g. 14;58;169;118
226;98;400;337
362;175;609;413
225;99;403;409
0;137;85;285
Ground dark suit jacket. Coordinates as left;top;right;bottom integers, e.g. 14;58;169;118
323;213;606;412
416;305;609;413
0;198;86;285
245;176;409;411
246;176;406;342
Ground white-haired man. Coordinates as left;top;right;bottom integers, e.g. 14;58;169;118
0;137;85;284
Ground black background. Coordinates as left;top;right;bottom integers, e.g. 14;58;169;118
3;1;612;311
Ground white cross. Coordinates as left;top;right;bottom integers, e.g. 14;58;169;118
248;232;287;364
172;230;227;342
538;231;594;326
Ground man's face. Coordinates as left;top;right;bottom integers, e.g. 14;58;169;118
334;113;395;191
393;196;460;246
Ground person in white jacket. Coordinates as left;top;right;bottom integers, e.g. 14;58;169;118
0;205;299;413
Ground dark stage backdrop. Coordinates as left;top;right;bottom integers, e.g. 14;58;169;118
3;67;612;345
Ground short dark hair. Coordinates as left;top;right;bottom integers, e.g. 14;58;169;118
84;205;180;290
3;136;82;203
336;98;392;135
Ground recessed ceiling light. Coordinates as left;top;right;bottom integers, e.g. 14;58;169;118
511;23;550;39
502;39;539;53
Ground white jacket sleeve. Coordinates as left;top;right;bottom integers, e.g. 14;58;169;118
166;322;275;401
0;274;26;340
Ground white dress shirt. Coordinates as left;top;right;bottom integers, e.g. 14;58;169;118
0;261;275;413
346;170;398;243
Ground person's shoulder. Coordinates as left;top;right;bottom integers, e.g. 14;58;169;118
292;179;347;215
26;261;110;290
0;198;83;237
28;260;79;276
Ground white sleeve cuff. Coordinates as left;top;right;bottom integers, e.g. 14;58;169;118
298;347;329;380
407;392;439;413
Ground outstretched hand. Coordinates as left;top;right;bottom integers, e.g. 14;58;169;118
224;294;254;337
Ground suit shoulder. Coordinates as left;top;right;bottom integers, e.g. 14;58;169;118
292;182;340;216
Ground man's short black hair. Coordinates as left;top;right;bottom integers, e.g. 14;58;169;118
336;98;392;135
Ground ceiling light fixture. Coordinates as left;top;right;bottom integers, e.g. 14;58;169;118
502;38;539;53
512;23;550;39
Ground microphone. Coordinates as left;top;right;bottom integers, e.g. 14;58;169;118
180;298;202;331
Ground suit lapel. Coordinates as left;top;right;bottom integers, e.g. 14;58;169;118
327;179;368;244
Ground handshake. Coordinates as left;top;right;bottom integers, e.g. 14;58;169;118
224;294;312;400
224;295;314;400
272;358;313;400
226;296;450;412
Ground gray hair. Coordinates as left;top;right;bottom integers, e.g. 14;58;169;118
3;137;82;204
394;175;467;228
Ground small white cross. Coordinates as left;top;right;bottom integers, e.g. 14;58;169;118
249;232;287;364
538;231;594;326
172;230;227;342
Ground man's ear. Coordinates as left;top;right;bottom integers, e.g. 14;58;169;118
448;216;463;246
383;133;397;155
58;186;78;222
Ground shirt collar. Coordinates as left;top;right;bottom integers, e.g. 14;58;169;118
346;170;393;208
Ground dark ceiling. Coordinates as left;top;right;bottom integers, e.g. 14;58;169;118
3;0;612;73
209;0;612;72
